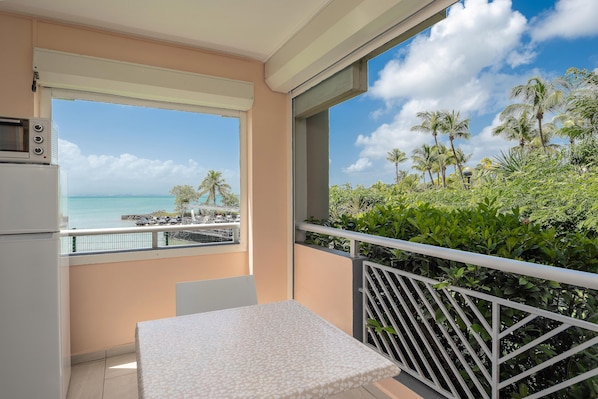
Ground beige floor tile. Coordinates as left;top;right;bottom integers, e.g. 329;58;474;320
67;359;105;399
373;378;424;399
105;352;138;379
103;372;139;399
363;383;392;399
330;386;377;399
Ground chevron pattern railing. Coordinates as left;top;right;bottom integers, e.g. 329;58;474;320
363;261;598;399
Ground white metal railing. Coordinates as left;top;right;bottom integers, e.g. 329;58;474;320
296;222;598;290
60;222;240;254
295;222;598;399
363;261;598;399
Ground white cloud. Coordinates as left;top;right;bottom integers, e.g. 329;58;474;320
370;0;527;102
356;102;431;160
530;0;598;42
356;0;528;165
343;157;372;173
505;44;537;68
58;139;212;196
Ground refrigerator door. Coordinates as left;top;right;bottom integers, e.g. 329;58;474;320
0;163;59;234
0;233;70;399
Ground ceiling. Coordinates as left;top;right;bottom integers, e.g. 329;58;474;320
0;0;332;62
0;0;453;92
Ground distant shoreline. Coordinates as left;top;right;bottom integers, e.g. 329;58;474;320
122;213;240;226
66;196;240;230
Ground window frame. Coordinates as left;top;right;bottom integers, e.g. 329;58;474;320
40;87;248;265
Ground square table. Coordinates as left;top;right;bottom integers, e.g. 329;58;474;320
136;300;400;398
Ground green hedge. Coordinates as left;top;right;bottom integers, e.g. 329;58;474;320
307;200;598;398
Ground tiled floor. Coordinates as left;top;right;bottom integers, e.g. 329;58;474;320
67;353;139;399
66;352;391;399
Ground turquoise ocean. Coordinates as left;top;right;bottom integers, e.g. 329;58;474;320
66;196;176;229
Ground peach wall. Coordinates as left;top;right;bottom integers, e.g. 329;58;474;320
294;244;420;399
293;243;354;335
1;12;291;353
69;252;248;355
0;13;34;117
251;84;291;303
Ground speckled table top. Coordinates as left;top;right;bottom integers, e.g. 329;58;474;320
136;300;400;399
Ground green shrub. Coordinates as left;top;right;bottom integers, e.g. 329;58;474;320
307;199;598;398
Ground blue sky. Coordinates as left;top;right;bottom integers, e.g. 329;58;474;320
54;101;240;196
55;0;598;196
330;0;598;187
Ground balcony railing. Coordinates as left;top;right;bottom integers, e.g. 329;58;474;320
296;222;598;399
60;222;240;254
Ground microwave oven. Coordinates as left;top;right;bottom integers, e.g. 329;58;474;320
0;117;55;164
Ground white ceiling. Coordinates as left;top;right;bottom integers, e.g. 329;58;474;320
0;0;453;92
0;0;333;62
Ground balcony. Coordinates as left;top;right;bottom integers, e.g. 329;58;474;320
2;3;596;399
294;223;598;399
64;222;598;398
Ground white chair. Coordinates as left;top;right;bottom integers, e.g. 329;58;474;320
176;275;258;316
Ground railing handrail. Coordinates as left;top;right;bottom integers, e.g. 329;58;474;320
60;222;240;237
296;222;598;291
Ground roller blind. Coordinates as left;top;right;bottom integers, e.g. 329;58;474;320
33;48;254;111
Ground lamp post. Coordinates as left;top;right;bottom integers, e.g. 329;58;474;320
463;166;473;190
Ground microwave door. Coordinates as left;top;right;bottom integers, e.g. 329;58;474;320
0;118;28;159
0;128;25;151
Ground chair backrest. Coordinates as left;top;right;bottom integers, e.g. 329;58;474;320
175;275;258;316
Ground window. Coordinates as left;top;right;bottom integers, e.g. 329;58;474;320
54;96;240;224
33;49;253;261
44;89;247;261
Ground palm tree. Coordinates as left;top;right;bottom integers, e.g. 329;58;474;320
435;144;452;188
439;110;471;188
411;144;437;185
493;109;536;151
386;148;407;184
528;122;560;153
221;192;240;207
444;148;457;178
553;112;590;146
562;68;598;137
504;76;565;151
412;111;444;183
476;157;496;181
411;111;443;147
197;170;231;206
453;148;471;174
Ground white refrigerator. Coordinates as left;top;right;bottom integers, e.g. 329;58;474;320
0;163;70;399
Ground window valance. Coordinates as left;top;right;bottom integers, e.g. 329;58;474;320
33;48;254;111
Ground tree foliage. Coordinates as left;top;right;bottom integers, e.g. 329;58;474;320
197;169;232;206
308;67;598;399
562;68;598;138
505;76;565;151
308;198;598;398
169;170;235;212
386;148;408;184
169;184;199;215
